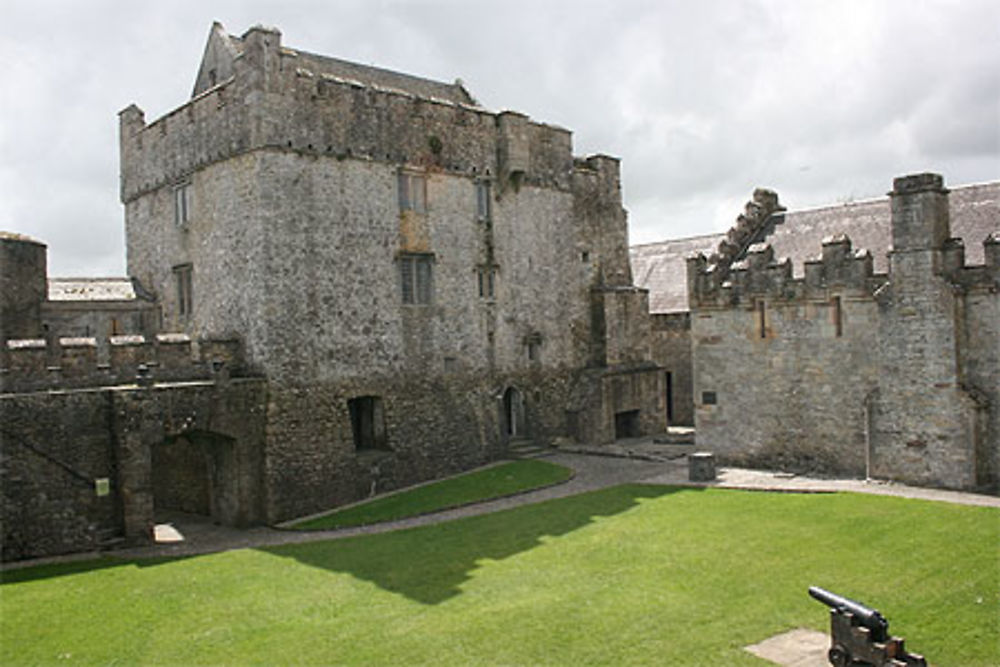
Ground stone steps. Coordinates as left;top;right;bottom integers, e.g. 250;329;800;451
506;438;553;459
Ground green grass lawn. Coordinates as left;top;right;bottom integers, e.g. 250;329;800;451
289;459;573;530
2;487;997;665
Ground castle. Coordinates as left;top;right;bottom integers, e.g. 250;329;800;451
1;23;996;562
1;23;663;561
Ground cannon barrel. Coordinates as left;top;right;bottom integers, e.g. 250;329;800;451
808;586;889;642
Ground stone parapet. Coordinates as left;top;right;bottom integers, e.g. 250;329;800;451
1;335;250;393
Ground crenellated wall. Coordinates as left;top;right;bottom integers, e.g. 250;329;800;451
687;173;998;491
119;27;574;208
1;334;246;393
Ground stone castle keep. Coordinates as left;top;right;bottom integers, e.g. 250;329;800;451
1;23;997;561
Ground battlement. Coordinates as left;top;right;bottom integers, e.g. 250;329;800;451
688;229;999;309
120;28;578;204
0;334;249;394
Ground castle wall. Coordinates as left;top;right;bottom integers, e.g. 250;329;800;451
651;313;693;427
1;347;267;561
691;288;879;475
687;174;998;491
1;390;119;561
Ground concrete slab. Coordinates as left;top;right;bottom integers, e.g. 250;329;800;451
745;628;829;666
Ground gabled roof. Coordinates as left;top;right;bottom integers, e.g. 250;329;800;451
192;22;476;106
48;278;143;302
631;181;1000;314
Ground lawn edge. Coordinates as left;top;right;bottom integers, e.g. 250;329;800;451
278;458;576;532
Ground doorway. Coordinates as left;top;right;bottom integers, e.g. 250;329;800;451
502;387;526;438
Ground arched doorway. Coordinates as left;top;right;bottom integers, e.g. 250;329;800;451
502;387;526;439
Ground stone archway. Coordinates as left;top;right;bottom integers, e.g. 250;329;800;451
152;430;236;524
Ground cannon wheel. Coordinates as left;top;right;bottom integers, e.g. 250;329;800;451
828;645;849;667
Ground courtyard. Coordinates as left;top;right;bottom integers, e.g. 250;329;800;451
2;452;997;665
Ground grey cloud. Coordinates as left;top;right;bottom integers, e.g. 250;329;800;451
1;0;997;275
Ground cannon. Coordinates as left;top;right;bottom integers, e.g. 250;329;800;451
808;586;927;667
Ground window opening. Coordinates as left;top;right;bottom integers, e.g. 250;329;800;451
476;180;491;221
477;266;496;299
348;396;388;451
174;182;192;226
400;254;433;304
173;264;193;318
398;171;427;214
757;300;766;339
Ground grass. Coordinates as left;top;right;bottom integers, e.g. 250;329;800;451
2;487;997;665
288;459;573;530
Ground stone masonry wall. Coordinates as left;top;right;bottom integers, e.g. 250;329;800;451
687;174;998;490
1;390;120;561
651;313;693;427
121;24;662;521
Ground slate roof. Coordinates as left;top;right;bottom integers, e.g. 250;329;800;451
630;233;723;314
292;49;476;106
48;278;141;302
221;29;475;106
631;181;1000;313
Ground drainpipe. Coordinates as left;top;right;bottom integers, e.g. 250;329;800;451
862;389;878;481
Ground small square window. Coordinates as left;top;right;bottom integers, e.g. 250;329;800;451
702;391;717;406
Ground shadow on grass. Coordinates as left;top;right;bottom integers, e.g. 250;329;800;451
0;553;204;585
263;483;696;605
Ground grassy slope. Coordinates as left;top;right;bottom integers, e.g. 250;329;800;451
2;487;997;665
290;459;573;530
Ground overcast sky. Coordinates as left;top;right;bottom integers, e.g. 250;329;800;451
1;0;997;276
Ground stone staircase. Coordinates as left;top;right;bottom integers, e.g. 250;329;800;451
506;438;553;459
653;426;696;446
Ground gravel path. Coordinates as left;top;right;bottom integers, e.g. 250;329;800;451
4;449;997;570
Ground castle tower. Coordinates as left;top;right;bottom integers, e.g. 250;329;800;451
0;232;47;341
872;173;985;488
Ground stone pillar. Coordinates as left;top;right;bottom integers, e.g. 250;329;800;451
112;388;161;543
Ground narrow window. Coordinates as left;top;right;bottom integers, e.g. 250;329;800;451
476;180;491;221
477;266;496;299
757;300;766;339
174;182;191;226
832;296;843;337
526;333;542;361
173;264;193;318
398;171;427;214
399;254;433;305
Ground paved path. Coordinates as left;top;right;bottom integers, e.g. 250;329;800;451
5;448;997;570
